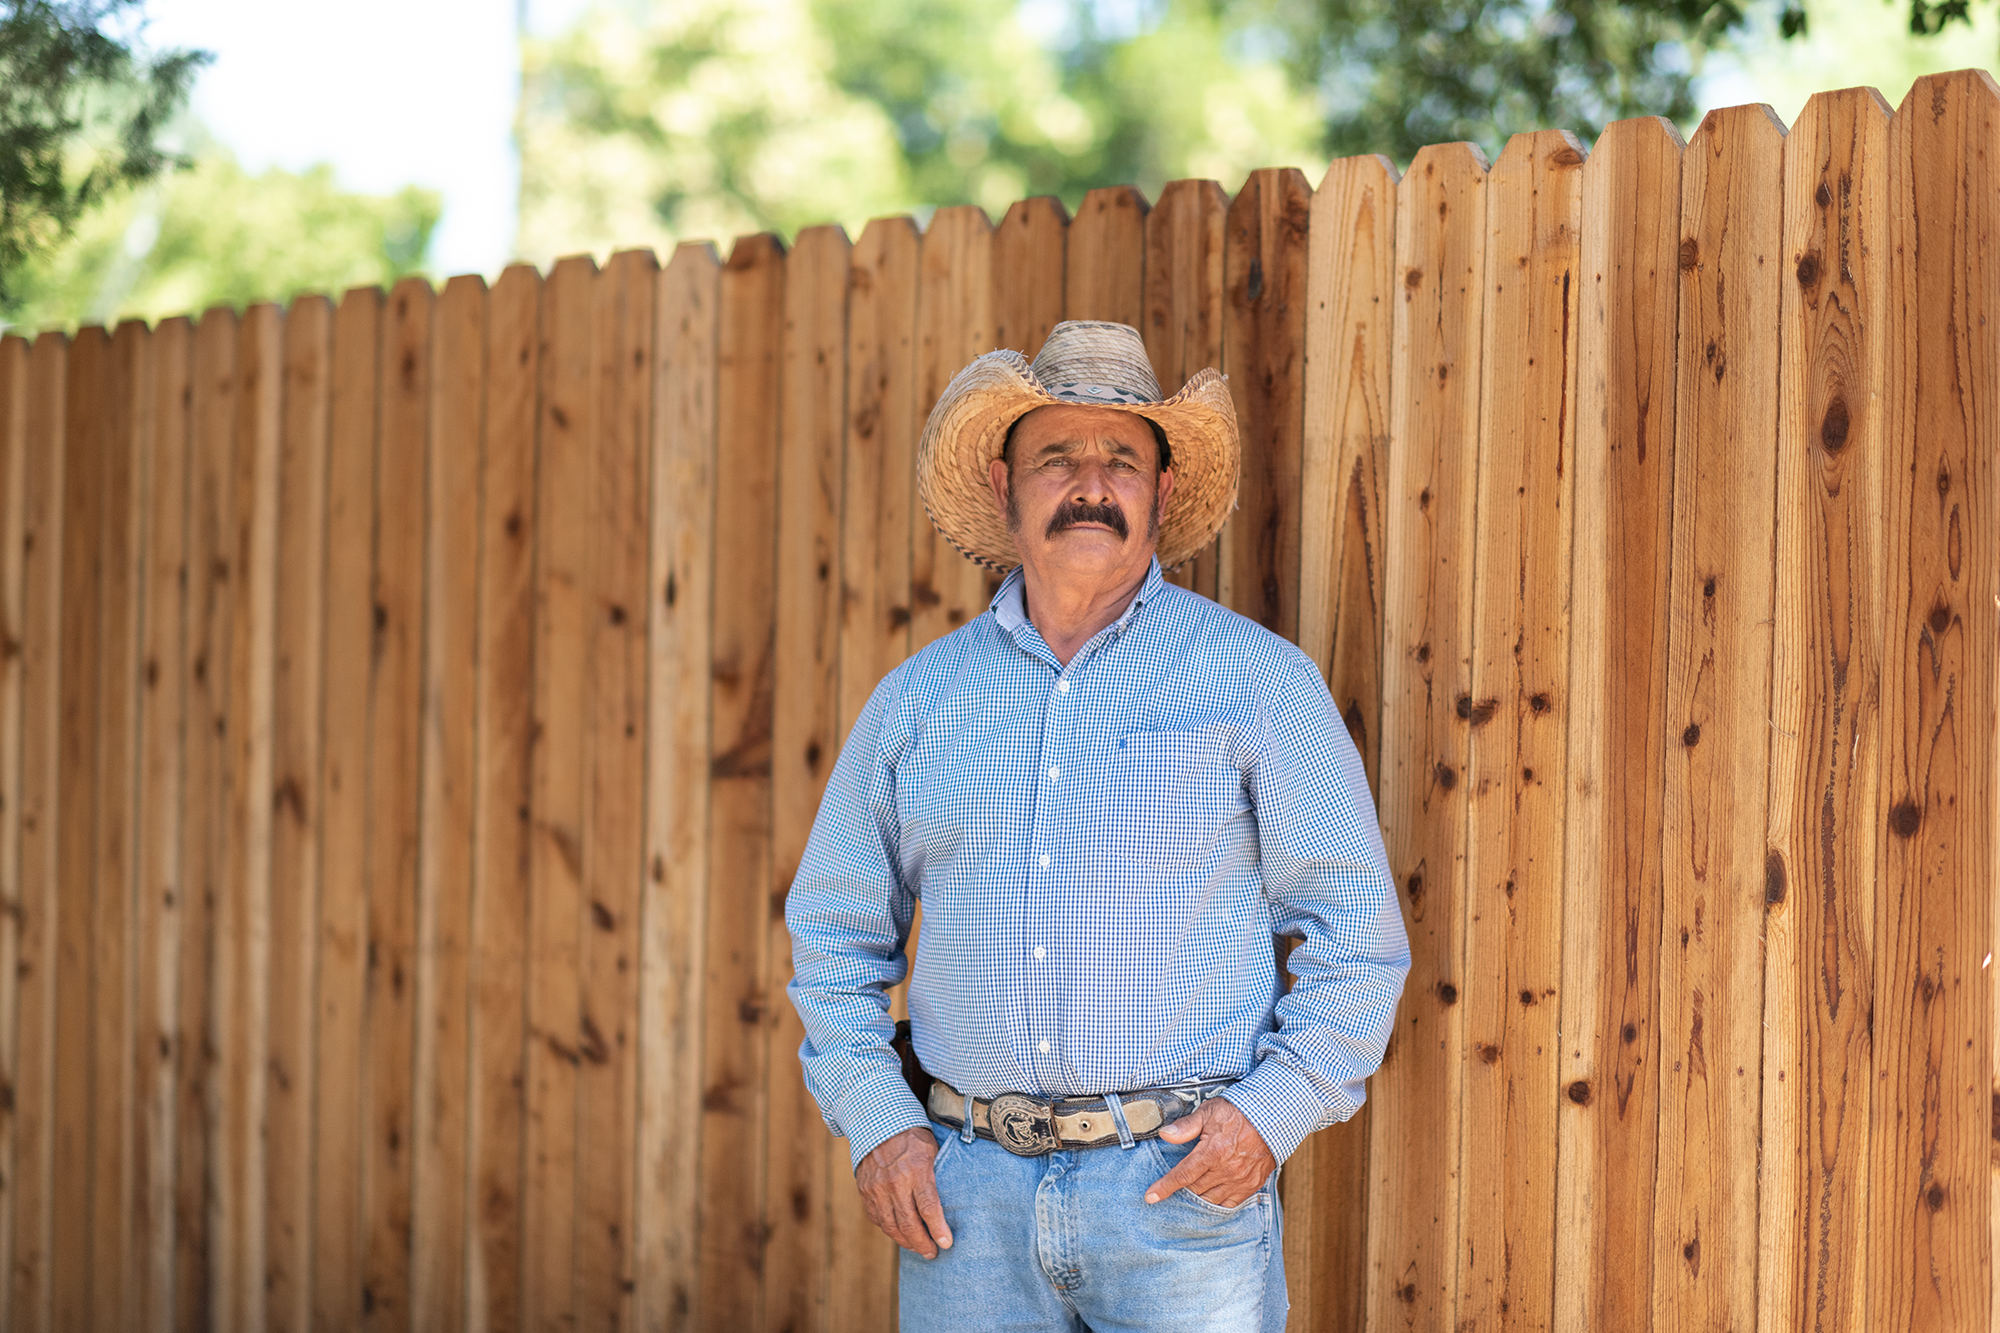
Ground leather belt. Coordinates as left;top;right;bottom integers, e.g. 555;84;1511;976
926;1076;1235;1157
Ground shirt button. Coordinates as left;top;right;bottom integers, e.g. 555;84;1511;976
1034;946;1046;960
1047;766;1060;781
1039;854;1050;869
1039;1040;1051;1054
1058;680;1070;693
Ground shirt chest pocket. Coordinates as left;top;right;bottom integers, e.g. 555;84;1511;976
1092;728;1243;878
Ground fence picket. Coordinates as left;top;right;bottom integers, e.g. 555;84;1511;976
1288;151;1397;1333
991;198;1067;359
315;286;381;1332
1871;68;2000;1332
1065;185;1148;326
1220;167;1312;638
828;217;921;1333
1457;129;1585;1333
1654;104;1784;1333
523;255;595;1329
1761;86;1894;1333
0;334;21;1330
51;327;106;1333
639;244;717;1333
467;263;542;1333
266;294;330;1333
87;321;145;1333
701;233;786;1331
1366;139;1487;1333
911;207;995;650
765;224;851;1333
411;274;484;1332
1143;179;1228;596
1554;114;1682;1333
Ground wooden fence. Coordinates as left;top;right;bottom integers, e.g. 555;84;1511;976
0;72;1994;1332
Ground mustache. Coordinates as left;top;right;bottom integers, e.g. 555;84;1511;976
1046;498;1130;540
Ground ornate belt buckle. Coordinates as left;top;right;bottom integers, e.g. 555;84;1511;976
988;1092;1058;1155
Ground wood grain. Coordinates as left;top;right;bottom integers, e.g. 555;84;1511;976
51;326;105;1333
523;255;595;1331
1870;68;1999;1333
639;243;719;1333
1367;140;1488;1333
1456;129;1585;1333
411;274;485;1333
700;234;785;1331
574;248;655;1331
131;317;192;1330
828;218;920;1333
315;286;382;1333
910;207;995;651
1553;114;1681;1333
1220;167;1312;638
763;224;849;1333
1288;151;1397;1333
1761;86;1893;1333
1064;185;1148;326
990;197;1067;359
266;295;329;1333
1142;178;1228;595
466;262;541;1333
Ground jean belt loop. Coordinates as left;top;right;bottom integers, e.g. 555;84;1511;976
1102;1091;1137;1150
960;1093;976;1144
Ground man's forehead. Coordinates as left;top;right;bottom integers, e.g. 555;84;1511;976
1014;404;1155;451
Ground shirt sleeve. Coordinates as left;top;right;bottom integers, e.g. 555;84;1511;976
783;667;933;1169
1217;655;1412;1164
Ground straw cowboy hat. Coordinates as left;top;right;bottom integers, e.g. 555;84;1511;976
916;319;1239;572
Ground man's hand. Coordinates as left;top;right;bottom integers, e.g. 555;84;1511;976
1145;1098;1277;1209
856;1125;954;1258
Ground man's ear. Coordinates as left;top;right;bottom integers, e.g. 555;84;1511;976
989;455;1011;518
1154;465;1175;521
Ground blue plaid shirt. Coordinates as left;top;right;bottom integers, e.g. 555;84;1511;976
785;557;1410;1168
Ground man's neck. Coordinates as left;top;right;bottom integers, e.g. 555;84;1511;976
1018;558;1151;666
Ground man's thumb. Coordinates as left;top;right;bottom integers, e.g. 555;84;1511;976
1160;1103;1206;1141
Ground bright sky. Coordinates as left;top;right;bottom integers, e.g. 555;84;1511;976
141;0;1997;283
142;0;591;278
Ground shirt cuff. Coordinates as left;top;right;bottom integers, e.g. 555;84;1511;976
1217;1057;1354;1165
835;1075;934;1171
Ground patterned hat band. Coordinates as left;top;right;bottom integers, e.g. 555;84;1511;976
1048;382;1155;405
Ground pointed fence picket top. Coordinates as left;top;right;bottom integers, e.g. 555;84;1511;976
0;76;1994;1333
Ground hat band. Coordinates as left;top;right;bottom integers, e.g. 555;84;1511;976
1047;382;1154;406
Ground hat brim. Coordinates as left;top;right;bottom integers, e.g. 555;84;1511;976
915;351;1239;572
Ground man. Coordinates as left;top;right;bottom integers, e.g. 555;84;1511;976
785;320;1409;1331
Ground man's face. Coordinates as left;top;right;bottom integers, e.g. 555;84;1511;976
987;404;1174;583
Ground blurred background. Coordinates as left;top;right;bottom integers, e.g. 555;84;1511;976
2;0;1995;334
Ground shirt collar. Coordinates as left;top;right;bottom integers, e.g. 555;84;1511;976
989;556;1166;640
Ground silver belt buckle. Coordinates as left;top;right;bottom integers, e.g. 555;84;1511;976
987;1092;1058;1155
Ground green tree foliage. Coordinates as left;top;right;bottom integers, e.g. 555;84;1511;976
516;0;1321;260
0;0;208;305
3;134;439;333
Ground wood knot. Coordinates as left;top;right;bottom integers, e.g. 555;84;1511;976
1437;982;1459;1006
1795;253;1820;288
1887;800;1921;838
1821;396;1850;453
1683;723;1701;747
1528;692;1552;715
1815;182;1832;209
1476;1043;1501;1064
1678;238;1699;270
1567;1079;1591;1104
1621;1023;1639;1043
1765;851;1786;905
1433;762;1456;791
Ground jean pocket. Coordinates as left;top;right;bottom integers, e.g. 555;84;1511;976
1146;1135;1267;1218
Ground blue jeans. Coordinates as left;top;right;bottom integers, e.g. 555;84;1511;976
896;1118;1287;1332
